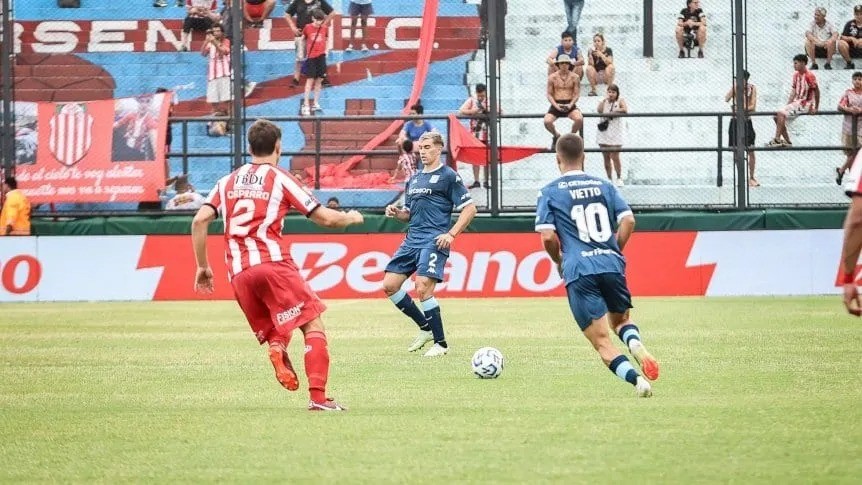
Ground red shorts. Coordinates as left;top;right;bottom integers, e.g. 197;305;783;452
244;2;266;19
231;260;326;344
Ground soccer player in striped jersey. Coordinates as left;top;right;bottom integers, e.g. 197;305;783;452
535;133;658;397
191;119;364;411
841;148;862;315
382;132;477;357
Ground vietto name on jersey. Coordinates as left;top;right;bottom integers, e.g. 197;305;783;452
403;164;473;250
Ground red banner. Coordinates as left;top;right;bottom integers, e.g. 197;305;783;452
136;232;715;300
15;94;171;203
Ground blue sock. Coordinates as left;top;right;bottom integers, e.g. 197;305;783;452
421;297;447;347
388;289;428;330
617;323;641;348
608;355;639;386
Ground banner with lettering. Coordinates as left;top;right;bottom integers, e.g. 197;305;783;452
14;93;171;203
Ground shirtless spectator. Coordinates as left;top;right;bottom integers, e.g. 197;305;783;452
805;7;841;70
284;0;335;87
839;5;862;69
546;31;584;80
676;0;707;58
181;0;219;52
725;70;759;187
586;33;615;96
244;0;276;28
543;54;583;149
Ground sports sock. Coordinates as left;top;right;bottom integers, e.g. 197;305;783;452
608;354;639;386
268;334;291;351
617;323;641;350
388;289;429;330
421;297;447;348
303;330;329;403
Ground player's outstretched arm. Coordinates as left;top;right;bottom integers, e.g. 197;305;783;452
616;214;636;252
191;205;217;293
309;207;364;229
384;204;410;223
841;197;862;316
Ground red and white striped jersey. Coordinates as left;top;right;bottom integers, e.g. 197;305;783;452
207;39;231;81
205;163;320;279
791;70;818;105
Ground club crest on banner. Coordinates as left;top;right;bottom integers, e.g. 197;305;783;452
48;103;93;167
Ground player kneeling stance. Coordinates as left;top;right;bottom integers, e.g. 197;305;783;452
382;132;477;356
191;119;364;411
536;133;659;396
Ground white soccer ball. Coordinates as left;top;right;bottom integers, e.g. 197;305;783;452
472;347;504;379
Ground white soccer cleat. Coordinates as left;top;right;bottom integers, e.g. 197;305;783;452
407;330;434;352
423;343;449;357
635;376;653;398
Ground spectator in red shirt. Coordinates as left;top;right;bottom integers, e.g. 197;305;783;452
284;0;335;87
300;9;329;116
767;54;820;147
244;0;276;28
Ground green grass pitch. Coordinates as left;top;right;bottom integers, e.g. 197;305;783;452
1;297;860;483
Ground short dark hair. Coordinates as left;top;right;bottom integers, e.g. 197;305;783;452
311;8;326;20
607;83;620;96
853;71;862;79
793;53;808;63
410;102;424;115
327;196;339;204
556;134;584;165
247;119;281;157
561;31;573;40
155;87;169;93
402;139;413;152
475;83;486;93
4;176;17;189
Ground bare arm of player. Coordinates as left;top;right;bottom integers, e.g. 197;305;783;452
435;203;478;249
309;207;364;229
191;204;217;293
616;214;636;252
384;204;410;222
841;197;862;316
539;229;563;277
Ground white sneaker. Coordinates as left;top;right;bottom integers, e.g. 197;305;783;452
635;376;653;398
244;81;257;98
407;330;433;352
312;102;322;112
300;104;311;116
423;343;449;357
615;177;624;187
345;43;354;52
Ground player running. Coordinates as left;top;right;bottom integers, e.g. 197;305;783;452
535;133;658;397
382;132;477;357
840;149;862;315
191;119;364;411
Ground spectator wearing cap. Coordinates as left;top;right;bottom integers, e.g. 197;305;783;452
544;53;583;149
805;7;842;70
546;31;584;79
839;5;862;69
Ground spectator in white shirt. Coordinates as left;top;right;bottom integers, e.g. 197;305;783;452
166;175;205;210
805;7;843;70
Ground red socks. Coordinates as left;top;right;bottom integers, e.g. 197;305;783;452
303;331;330;403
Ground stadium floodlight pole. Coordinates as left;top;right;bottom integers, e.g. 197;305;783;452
1;0;14;175
230;0;245;170
732;0;748;209
487;0;500;216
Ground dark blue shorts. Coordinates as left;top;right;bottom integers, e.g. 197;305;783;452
385;245;448;282
349;2;373;17
566;272;633;330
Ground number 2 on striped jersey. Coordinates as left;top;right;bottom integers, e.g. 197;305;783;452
228;199;256;237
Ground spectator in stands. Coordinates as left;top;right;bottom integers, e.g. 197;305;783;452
585;33;614;96
220;0;258;98
346;0;372;52
562;0;584;41
725;70;759;187
165;175;205;210
676;0;707;58
0;176;30;236
326;197;341;209
244;0;276;28
839;5;862;69
596;84;627;187
202;24;232;116
459;83;490;189
390;139;418;183
544;54;583;149
396;102;434;157
478;0;507;58
836;72;862;185
805;7;843;70
547;31;584;79
181;0;219;52
284;0;335;88
300;9;330;116
767;54;819;148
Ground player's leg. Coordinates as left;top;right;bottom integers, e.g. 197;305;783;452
417;248;449;356
383;246;433;350
600;272;659;381
298;317;345;411
568;276;651;396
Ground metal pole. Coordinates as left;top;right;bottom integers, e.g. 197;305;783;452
181;120;189;174
716;115;723;187
487;0;500;216
230;0;245;169
732;0;747;209
1;0;14;175
314;118;321;190
643;0;653;58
